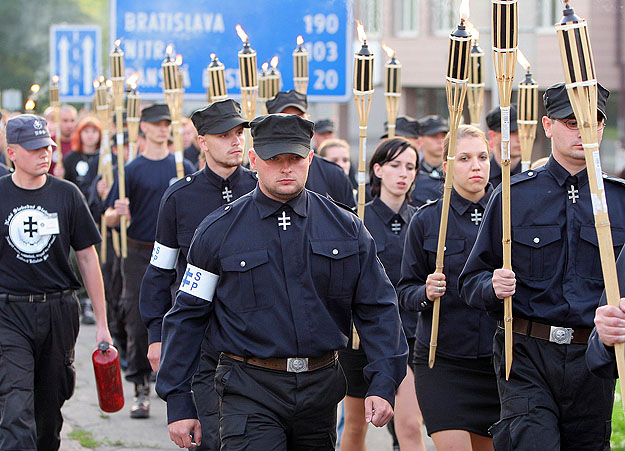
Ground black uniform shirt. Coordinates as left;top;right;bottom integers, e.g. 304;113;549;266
105;154;194;242
63;150;100;198
140;164;257;344
459;156;625;328
0;175;101;294
409;161;444;207
365;197;416;338
0;163;11;177
157;187;407;423
489;156;521;188
399;186;495;358
307;154;356;207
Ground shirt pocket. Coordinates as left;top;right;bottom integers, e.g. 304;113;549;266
511;226;561;281
310;239;360;298
423;237;465;276
576;225;625;280
220;249;272;312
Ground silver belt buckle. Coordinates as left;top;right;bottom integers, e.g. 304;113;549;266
549;326;573;344
286;357;309;373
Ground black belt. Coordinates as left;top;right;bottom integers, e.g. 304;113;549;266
223;351;337;373
497;318;591;345
0;289;74;303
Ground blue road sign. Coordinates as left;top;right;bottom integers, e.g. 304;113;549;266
50;25;102;102
111;0;352;102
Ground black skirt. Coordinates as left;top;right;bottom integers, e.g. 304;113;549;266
338;348;369;398
413;341;500;437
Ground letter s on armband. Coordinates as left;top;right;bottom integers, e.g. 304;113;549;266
179;263;218;302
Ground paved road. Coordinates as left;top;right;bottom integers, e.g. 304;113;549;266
60;323;434;450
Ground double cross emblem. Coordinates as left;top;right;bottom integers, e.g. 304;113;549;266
222;186;233;202
278;210;291;231
568;185;579;204
23;216;38;237
391;219;402;235
471;209;483;226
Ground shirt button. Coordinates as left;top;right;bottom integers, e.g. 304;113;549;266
527;171;534;176
533;237;540;243
224;205;230;211
186;176;191;182
240;261;246;267
332;249;339;255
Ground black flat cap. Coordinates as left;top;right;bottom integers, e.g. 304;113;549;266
141;104;171;123
544;82;609;120
381;116;420;139
6;114;56;150
266;90;308;114
251;114;314;160
418;115;449;136
315;119;335;134
486;104;518;132
191;99;249;135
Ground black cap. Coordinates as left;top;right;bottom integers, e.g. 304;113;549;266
381;116;420;139
250;114;314;160
6;114;56;150
544;82;609;120
486;105;519;132
315;119;335;134
141;104;171;123
191;99;249;135
418;115;449;136
266;90;308;114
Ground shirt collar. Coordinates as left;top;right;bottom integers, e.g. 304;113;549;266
253;186;308;219
450;183;493;215
371;196;412;225
545;155;588;187
202;164;242;187
420;160;444;178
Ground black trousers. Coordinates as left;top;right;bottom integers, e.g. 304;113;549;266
101;233;124;349
214;355;347;450
0;292;80;451
121;244;152;386
491;328;614;451
191;336;220;451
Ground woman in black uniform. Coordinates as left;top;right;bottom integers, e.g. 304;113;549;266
398;125;499;450
339;137;425;450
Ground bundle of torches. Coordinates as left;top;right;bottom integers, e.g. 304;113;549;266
42;1;624;408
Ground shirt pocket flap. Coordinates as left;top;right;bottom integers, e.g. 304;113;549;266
500;396;529;420
423;237;464;255
221;249;268;272
310;240;359;260
513;226;561;249
580;225;625;247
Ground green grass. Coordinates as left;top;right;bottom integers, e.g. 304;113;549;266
67;427;102;448
612;385;625;450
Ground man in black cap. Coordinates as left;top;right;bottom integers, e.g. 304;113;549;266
485;104;522;187
140;99;257;450
312;118;336;150
459;82;625;449
381;116;420;147
0;114;112;450
104;104;194;418
156;114;407;450
410;115;448;206
267;90;356;208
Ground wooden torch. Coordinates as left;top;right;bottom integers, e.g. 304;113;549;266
162;45;184;179
49;76;62;172
258;62;270;114
110;39;128;259
516;50;538;172
382;42;401;139
236;24;258;163
555;0;625;412
467;24;484;127
207;53;228;103
126;73;141;162
293;35;309;95
429;0;472;368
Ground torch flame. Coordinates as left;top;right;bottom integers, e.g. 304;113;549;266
93;78;100;89
114;39;122;49
517;49;531;72
52;75;59;84
25;99;36;110
166;44;174;58
127;72;140;90
297;35;304;46
210;53;216;60
459;0;470;22
270;56;279;69
30;84;40;94
106;79;113;88
381;42;395;59
262;62;269;73
235;24;248;43
176;54;183;66
355;19;367;44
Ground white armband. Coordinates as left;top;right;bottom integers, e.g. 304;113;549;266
150;242;180;270
179;264;218;302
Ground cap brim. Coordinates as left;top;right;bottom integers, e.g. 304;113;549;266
315;127;333;134
423;126;448;136
204;117;250;135
253;142;311;160
550;105;607;121
278;103;306;113
143;115;172;123
21;136;57;150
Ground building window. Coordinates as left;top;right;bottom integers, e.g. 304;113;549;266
432;0;460;35
362;0;383;38
539;0;561;29
396;0;419;37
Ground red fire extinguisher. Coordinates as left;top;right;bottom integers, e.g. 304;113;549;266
92;341;125;413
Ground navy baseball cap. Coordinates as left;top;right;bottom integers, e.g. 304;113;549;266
544;82;609;120
6;114;56;150
191;99;249;135
266;90;308;114
486;105;519;132
251;114;314;160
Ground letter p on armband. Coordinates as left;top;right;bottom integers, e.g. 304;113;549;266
179;264;218;302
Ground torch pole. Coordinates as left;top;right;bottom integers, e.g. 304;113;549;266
429;18;472;368
556;0;625;412
517;70;538;172
293;36;309;95
49;78;63;172
126;86;140;162
467;41;485;127
94;79;112;263
384;53;401;138
237;32;258;166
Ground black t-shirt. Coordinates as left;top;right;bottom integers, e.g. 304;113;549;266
0;175;101;294
63;150;100;198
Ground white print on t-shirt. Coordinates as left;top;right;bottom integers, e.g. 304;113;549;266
4;205;57;264
76;160;89;177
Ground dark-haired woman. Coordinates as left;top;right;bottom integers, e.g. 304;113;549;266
398;125;499;451
339;137;425;450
